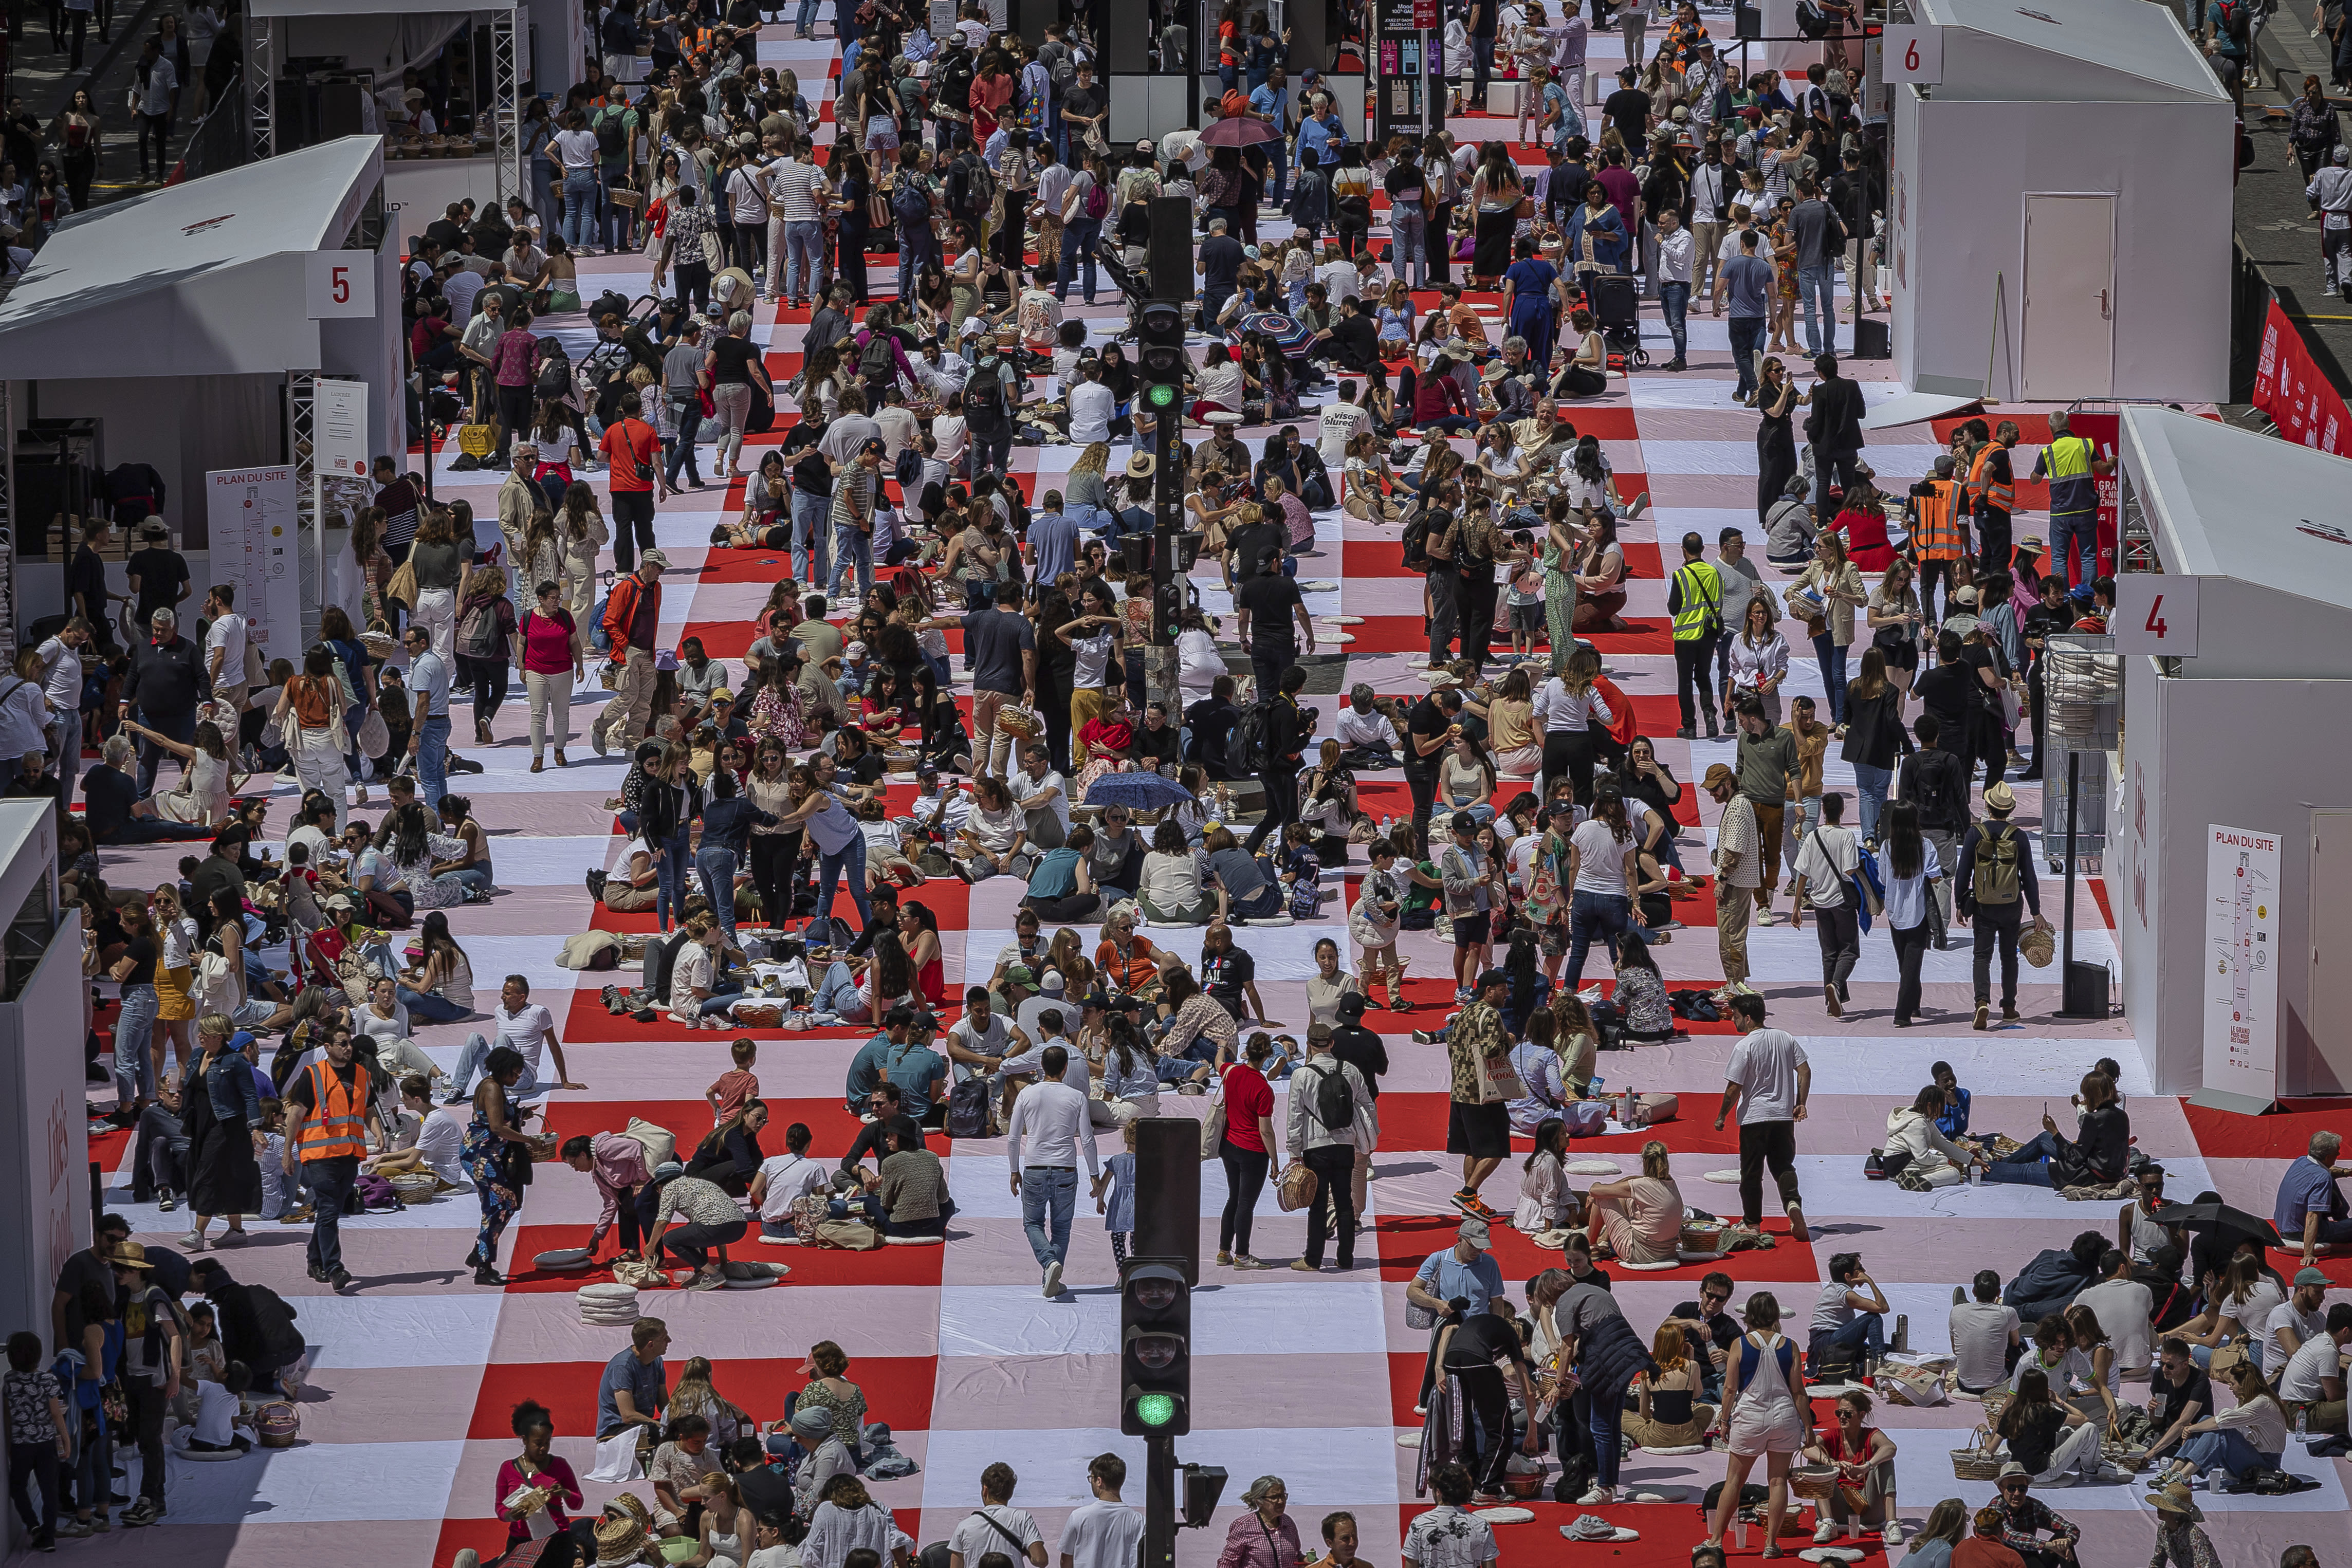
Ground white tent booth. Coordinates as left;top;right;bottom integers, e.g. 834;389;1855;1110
2110;409;2352;1102
0;136;402;653
1887;0;2231;403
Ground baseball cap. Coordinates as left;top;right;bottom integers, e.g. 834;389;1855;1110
860;437;887;456
1458;1216;1493;1251
1335;992;1369;1021
1041;968;1066;992
641;549;670;570
2296;1266;2331;1286
1476;969;1509;992
1005;964;1036;986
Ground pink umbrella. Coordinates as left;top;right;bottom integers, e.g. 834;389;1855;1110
1197;116;1278;149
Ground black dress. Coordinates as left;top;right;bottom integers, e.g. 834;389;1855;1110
1756;388;1799;525
186;1051;263;1219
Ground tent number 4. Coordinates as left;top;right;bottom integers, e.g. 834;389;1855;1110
2144;595;2166;638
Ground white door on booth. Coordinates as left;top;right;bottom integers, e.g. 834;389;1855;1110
2020;194;2116;402
2309;811;2352;1094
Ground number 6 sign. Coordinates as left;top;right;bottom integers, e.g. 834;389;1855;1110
305;251;378;319
1881;25;1943;84
2114;575;2200;657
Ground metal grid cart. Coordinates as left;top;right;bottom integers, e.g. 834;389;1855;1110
2039;632;2120;873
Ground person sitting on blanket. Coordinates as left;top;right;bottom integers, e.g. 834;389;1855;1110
1802;1388;1902;1546
1583;1139;1683;1266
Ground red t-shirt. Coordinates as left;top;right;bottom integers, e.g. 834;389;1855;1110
1222;1064;1274;1153
601;419;658;493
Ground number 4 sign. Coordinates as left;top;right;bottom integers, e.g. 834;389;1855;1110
1881;25;1943;84
2114;574;2200;657
305;251;377;319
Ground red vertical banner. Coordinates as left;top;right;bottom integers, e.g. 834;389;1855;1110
2253;299;2350;456
2064;411;2122;576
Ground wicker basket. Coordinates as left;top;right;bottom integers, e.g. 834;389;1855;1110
1950;1448;2002;1481
1980;1389;2014;1423
1788;1467;1839;1501
994;704;1038;737
1500;1470;1546;1500
1680;1220;1728;1253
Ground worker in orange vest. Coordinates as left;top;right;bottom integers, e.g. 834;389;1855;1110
1967;419;2020;586
1906;453;1967;626
281;1025;384;1290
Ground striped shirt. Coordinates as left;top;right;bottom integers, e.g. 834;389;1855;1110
768;158;826;222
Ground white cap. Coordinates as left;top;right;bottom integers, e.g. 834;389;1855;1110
1041;968;1066;992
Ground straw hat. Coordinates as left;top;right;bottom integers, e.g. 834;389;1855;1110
2149;1482;2202;1522
594;1515;649;1566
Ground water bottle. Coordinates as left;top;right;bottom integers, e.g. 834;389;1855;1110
2298;1403;2310;1442
1622;1084;1636;1125
1895;1314;1909;1354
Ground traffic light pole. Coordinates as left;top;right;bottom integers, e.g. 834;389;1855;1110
1142;1434;1177;1568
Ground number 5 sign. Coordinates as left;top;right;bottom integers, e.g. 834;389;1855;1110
1881;25;1943;84
305;251;377;319
2114;574;2200;657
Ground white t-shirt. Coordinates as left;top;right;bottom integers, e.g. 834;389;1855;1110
2268;1298;2328;1369
728;163;773;224
2072;1277;2154;1372
947;1505;1044;1566
755;1152;830;1221
1568;816;1638;897
2276;1332;2342;1404
1949;1300;2019;1391
1015;768;1072;834
412;1107;467;1184
1067;381;1115;447
355;999;409;1047
185;1379;241;1447
287;822;336;870
1724;1028;1808;1123
1060;1501;1145;1568
206;612;248;681
494;1002;558;1079
554;127;600;170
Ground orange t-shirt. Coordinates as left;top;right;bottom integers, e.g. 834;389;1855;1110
601;418;658;494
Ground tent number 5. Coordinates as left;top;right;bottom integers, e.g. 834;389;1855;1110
1904;39;1920;70
330;266;350;304
2144;595;2165;638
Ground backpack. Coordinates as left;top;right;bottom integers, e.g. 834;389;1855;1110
1307;1058;1355;1132
348;1171;405;1213
533;337;572;400
892;178;933;230
963;364;1006;430
1400;513;1432;571
1793;0;1832;37
1971;822;2022;906
1235;697;1278;776
2219;0;2251;41
860;331;897;383
595;109;626;158
1082;176;1109;220
943;1076;991;1138
457;595;509;659
589;588;613;654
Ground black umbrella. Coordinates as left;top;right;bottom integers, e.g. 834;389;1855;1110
2160;1201;2285;1252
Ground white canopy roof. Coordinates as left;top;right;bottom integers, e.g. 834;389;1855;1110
2121;406;2352;603
1913;0;2226;103
0;136;382;379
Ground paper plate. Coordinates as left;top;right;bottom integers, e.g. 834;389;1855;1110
1472;1508;1534;1525
1563;1160;1624;1176
1701;1170;1742;1184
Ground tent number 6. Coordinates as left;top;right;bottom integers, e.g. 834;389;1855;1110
2144;595;2165;638
1903;39;1920;70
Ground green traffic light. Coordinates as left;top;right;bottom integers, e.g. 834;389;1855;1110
1134;1392;1177;1428
1145;383;1176;408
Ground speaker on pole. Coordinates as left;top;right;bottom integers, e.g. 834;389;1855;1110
1147;194;1196;303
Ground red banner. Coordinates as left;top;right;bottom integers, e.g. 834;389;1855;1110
2253;298;2350;456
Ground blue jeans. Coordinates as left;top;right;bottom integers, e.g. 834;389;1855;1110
2176;1428;2272;1478
115;983;158;1105
1469;32;1496;102
1984;1128;2061;1187
562;168;599;250
449;1033;543;1100
133;706;196;797
815;959;863;1017
417;713;451;809
1422;413;1478;437
1811;632;1848;723
1020;1166;1078;1273
700;980;745;1018
1563;890;1632;990
1390;208;1426;287
665;395;705;488
654;829;693;931
1659;280;1690;364
1057;217;1101;301
302;1154;360;1275
443;867;493;896
1853;762;1893;842
784;219;825;302
397;984;472;1022
829;522;874;600
1729;315;1766;400
697;845;741;944
1797;263;1835;356
1818;1311;1885;1370
815;834;871;936
795;0;818;32
792;490;832;585
2051;509;2098;588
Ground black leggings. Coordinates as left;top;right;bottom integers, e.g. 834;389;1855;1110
1405;764;1440;859
1451;1364;1514;1493
1541;728;1596;805
461;654;508;725
1218;1138;1271;1256
750;831;803;931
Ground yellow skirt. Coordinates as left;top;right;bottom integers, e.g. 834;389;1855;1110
156;965;195;1021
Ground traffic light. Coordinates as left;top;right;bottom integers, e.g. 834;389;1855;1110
1137;301;1186;421
1120;1261;1191;1435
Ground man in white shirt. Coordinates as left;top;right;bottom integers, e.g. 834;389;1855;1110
1004;1045;1097;1298
2071;1248;2155;1375
1950;1268;2022;1394
1060;1454;1145;1568
36;618;90;808
2276;1302;2352;1434
1333;683;1399;767
1714;992;1810;1241
947;1465;1049;1568
1317;381;1371;466
1652;207;1697;373
750;1122;830;1230
1013;742;1074;842
446;975;585;1102
2269;1266;2333;1368
203;583;249;712
1065;361;1116;449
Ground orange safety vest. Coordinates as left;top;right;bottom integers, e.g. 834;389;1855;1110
296;1060;370;1162
1968;440;2015;516
1912;479;1964;561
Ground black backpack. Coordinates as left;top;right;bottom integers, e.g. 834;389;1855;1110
892;178;933;231
860;331;897;383
1400;513;1432;572
963;364;1006;431
1307;1058;1354;1132
944;1076;991;1138
1235;697;1278;776
595;108;626;159
533;337;572;399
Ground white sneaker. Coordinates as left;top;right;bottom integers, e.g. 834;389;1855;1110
1881;1522;1904;1548
1813;1522;1840;1544
1043;1260;1063;1297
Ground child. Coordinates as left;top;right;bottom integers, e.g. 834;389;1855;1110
1506;530;1545;658
5;1331;68;1551
840;639;872;698
173;1359;253;1455
1780;695;1829;909
1279;238;1315;314
708;1039;760;1125
1092;1121;1137;1269
857;796;923;890
1351;845;1407;1010
258;1103;309;1223
1277;820;1324;920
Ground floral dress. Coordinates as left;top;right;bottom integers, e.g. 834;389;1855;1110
748;682;812;749
1770;216;1799;302
460;1083;522;1263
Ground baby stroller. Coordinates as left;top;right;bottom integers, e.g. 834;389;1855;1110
1586;273;1648;370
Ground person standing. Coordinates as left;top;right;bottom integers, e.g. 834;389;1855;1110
1966;420;2020;584
280;1026;384;1290
2031;411;2112;591
1714;992;1810;1242
1654;206;1695;372
1732;697;1797;924
122;608;207;799
1789;790;1868;1018
35;619;90;809
112;1243;177;1528
1954;781;2040;1031
1802;352;1867;525
661;319;711;492
1705;763;1760;1005
1006;1044;1096;1298
593;551;667;758
1234;549;1315;702
1722;230;1773;403
1444;970;1513;1224
401;624;453;810
129;38;179;182
1287;1026;1372;1272
1789;178;1842;358
202;584;248;714
1668;532;1723;739
1060;1454;1144;1568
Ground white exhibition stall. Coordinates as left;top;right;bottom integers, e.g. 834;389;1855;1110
1887;0;2231;403
2110;409;2352;1101
0;136;402;637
